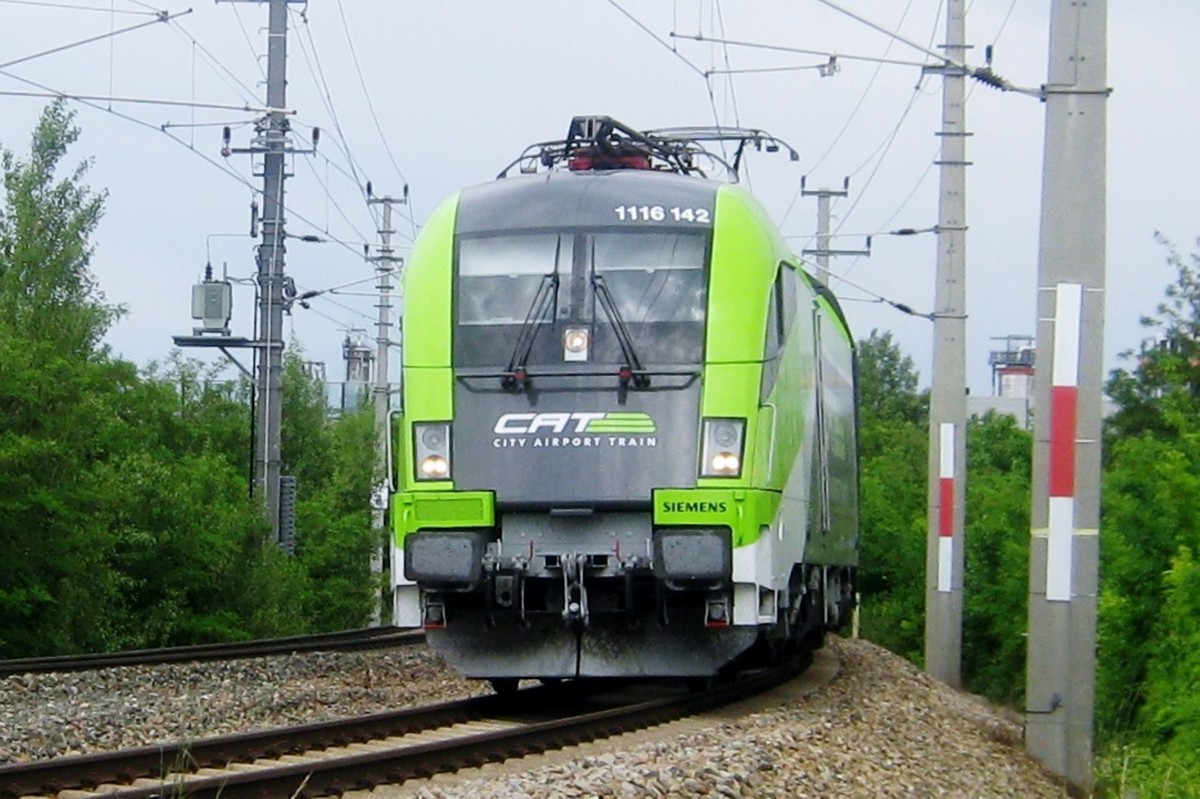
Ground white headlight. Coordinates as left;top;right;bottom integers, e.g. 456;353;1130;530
709;452;740;475
419;455;449;479
414;422;452;481
563;327;589;362
700;418;745;478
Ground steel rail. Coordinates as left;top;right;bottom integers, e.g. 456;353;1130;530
0;628;424;676
0;650;825;799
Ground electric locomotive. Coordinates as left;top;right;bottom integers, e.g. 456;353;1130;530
389;118;858;686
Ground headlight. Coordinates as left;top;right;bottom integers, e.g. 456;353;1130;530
563;327;589;362
700;418;745;478
414;422;452;481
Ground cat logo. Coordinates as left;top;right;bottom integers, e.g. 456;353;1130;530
493;412;656;436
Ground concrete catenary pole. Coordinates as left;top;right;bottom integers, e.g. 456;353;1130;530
800;177;857;286
924;0;968;688
216;0;298;542
815;192;831;285
368;195;399;626
254;0;290;543
1025;0;1108;789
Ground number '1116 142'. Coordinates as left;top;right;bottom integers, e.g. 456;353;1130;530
613;205;711;224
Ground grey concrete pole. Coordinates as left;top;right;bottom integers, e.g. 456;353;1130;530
815;193;831;286
369;197;396;626
924;0;968;688
800;178;852;285
1025;0;1108;789
254;0;290;542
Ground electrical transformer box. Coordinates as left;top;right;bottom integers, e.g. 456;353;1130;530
191;281;233;335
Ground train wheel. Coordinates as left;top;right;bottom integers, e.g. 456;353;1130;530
804;626;827;651
489;677;519;694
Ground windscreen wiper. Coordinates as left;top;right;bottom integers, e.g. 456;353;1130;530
503;271;559;389
592;274;650;389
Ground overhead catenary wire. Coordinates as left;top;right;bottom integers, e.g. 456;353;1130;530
605;0;708;80
805;260;940;322
289;6;377;225
167;18;265;107
668;32;932;70
777;0;922;228
291;5;421;239
0;0;157;14
603;0;743;174
813;0;967;71
711;0;746;184
227;0;267;83
332;0;418;239
814;0;1035;95
0;7;186;70
819;0;1022;275
5;0;401;389
819;0;1019;244
0;86;285;114
297;154;373;245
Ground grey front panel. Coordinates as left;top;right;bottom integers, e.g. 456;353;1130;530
453;374;699;506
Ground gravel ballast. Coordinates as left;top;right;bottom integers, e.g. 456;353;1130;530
0;637;1069;797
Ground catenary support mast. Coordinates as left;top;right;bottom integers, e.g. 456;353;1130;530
219;0;302;542
1025;0;1108;789
800;177;866;285
924;0;968;688
368;194;400;625
256;0;289;542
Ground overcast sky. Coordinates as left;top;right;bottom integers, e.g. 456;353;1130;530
1;0;1196;395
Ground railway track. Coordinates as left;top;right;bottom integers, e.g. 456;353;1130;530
0;650;831;799
0;628;423;676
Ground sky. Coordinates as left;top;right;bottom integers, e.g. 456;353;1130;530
0;0;1196;396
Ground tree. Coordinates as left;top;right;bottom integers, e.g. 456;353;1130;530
0;106;311;655
855;330;929;661
1105;235;1200;443
0;102;123;655
961;411;1031;704
0;101;117;353
1092;238;1200;796
281;351;378;630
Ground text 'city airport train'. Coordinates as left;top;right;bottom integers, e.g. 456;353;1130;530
388;117;858;687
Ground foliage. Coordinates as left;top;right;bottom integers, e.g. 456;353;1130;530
1105;235;1200;443
0;106;376;657
1096;744;1200;799
855;330;928;662
855;332;1033;703
856;329;927;428
961;411;1030;705
1094;236;1200;795
0;100;117;353
282;350;380;631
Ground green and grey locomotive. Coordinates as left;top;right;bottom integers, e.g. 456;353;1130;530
389;118;858;685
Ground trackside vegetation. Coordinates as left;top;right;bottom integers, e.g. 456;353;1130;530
857;237;1200;796
0;104;380;656
2;107;1197;795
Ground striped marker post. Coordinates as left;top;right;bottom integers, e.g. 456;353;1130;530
938;422;955;594
1047;283;1081;601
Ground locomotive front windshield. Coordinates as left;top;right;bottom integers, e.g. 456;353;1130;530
454;229;708;369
